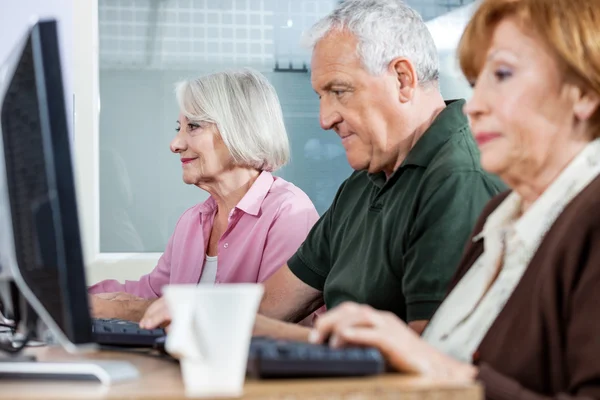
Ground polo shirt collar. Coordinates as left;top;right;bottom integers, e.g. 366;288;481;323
402;99;468;168
197;170;275;217
367;99;468;187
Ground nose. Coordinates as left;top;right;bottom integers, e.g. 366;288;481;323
170;131;187;154
463;82;487;122
319;98;343;131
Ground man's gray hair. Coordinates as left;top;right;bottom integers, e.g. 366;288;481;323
303;0;439;84
176;68;290;172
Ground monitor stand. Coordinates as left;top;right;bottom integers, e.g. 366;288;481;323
0;353;140;384
0;291;140;385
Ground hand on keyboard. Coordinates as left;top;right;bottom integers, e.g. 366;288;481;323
90;293;154;322
247;337;385;378
139;297;171;331
92;318;165;347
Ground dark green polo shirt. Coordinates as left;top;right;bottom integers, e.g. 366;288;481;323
288;100;506;322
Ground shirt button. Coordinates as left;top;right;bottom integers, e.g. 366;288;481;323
223;243;229;249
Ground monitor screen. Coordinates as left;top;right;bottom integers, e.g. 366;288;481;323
0;19;93;351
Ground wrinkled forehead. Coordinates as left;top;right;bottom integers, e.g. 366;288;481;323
310;32;366;88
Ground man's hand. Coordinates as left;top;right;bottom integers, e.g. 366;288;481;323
139;297;170;330
253;314;312;342
89;292;155;322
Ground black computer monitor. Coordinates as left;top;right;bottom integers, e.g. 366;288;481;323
0;19;94;352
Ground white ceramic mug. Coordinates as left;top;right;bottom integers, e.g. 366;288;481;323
163;284;263;398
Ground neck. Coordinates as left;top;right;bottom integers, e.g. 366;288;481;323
197;168;261;215
503;140;590;213
384;89;446;178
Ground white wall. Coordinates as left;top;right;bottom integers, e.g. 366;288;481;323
0;0;73;133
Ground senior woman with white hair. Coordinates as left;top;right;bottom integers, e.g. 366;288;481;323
89;68;319;323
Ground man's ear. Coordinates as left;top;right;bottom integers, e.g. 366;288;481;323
389;57;419;103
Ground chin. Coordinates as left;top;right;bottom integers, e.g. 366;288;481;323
345;154;370;172
479;153;508;176
182;174;197;185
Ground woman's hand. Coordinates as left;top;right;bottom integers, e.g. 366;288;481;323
93;292;142;301
139;297;171;330
309;302;477;381
90;292;154;322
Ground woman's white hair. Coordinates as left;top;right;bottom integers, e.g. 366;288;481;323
302;0;439;84
175;68;290;172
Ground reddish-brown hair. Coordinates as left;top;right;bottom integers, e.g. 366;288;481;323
458;0;600;134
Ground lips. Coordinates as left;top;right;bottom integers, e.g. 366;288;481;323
339;133;355;144
474;132;502;147
181;157;198;164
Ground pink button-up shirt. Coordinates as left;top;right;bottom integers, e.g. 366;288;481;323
88;171;319;298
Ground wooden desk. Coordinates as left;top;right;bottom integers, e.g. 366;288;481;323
0;347;483;399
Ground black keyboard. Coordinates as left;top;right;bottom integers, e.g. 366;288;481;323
247;337;386;379
91;318;165;347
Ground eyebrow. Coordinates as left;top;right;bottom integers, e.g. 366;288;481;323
314;79;353;96
487;48;519;63
487;50;501;62
322;79;352;91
